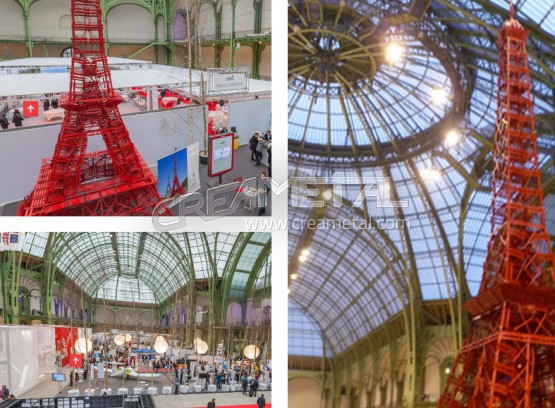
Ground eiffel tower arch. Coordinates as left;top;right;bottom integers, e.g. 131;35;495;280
17;0;172;216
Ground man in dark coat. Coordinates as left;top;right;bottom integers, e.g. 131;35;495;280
249;134;258;161
256;394;266;407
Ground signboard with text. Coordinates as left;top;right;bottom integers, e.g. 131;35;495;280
208;132;234;177
208;68;249;94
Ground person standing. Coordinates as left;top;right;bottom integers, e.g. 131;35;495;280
216;372;222;389
267;146;271;177
255;139;264;166
257;172;269;216
0;113;8;129
12;109;23;127
249;134;258;161
1;385;9;401
207;398;216;408
43;99;50;112
257;394;266;407
242;377;248;395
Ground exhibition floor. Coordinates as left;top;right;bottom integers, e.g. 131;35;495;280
0;145;270;216
152;392;272;408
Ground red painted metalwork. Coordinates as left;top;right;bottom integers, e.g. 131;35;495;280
439;10;555;408
17;0;171;216
170;153;186;197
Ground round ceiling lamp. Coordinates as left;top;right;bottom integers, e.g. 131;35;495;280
194;338;208;355
244;344;260;360
74;337;93;354
154;338;169;354
114;335;125;346
125;334;133;343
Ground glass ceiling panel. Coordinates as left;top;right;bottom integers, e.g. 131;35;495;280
289;299;332;357
23;232;49;258
96;276;156;304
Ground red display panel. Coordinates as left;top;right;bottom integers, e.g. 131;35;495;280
23;101;39;117
55;327;78;368
69;354;83;368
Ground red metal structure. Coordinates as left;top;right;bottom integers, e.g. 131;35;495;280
17;0;171;216
439;4;555;408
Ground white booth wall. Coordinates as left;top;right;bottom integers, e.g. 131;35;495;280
0;326;40;397
0;98;271;204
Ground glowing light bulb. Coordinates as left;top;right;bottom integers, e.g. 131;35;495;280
290;273;298;280
431;88;447;105
445;367;451;374
322;190;333;201
385;43;403;64
299;255;307;263
301;249;310;257
445;130;459;146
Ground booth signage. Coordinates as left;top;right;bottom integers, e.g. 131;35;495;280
69;354;82;368
208;132;235;177
23;101;39;117
211;73;247;93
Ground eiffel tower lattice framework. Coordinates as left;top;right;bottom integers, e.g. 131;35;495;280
17;0;172;216
438;5;555;408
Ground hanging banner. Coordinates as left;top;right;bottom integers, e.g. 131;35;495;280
0;232;26;251
36;327;57;373
55;327;78;368
208;68;249;95
97;363;105;379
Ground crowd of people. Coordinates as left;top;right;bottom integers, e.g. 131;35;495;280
249;130;272;175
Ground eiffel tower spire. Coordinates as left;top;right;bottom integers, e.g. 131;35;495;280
439;7;555;408
17;0;171;216
170;152;186;197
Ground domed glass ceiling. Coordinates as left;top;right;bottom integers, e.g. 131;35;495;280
22;232;271;304
288;0;554;356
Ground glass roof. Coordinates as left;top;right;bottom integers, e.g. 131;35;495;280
288;0;554;355
289;299;332;357
20;232;271;304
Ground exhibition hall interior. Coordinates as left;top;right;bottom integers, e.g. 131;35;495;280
288;0;555;407
0;232;272;408
0;0;272;217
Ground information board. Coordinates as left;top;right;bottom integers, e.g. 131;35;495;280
209;133;235;177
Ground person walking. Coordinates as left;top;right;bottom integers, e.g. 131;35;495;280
251;379;259;397
249;134;258;161
257;394;266;407
0;113;9;129
1;385;9;401
242;377;248;395
207;398;216;408
12;109;23;127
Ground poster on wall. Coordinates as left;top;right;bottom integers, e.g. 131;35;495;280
0;232;26;251
157;148;188;199
207;101;229;135
157;145;201;199
55;327;78;368
208;133;234;177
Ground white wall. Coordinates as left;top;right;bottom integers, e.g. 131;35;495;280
0;98;270;204
29;0;71;42
198;2;216;39
261;0;271;31
235;0;253;33
107;4;154;42
1;326;40;397
220;0;233;37
0;0;26;41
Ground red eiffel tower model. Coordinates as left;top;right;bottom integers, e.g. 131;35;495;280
170;153;186;197
439;4;555;408
17;0;172;216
